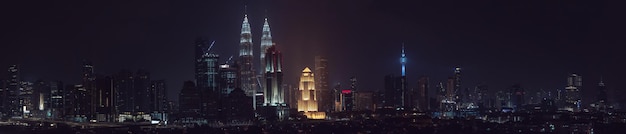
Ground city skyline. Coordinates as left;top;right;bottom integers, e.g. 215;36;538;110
0;0;624;105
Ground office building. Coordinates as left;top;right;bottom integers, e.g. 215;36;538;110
263;45;284;106
178;81;201;118
297;67;325;119
314;56;331;112
4;65;21;117
417;76;429;111
49;81;64;119
259;17;273;93
238;13;256;97
94;75;115;122
219;63;238;96
565;73;582;112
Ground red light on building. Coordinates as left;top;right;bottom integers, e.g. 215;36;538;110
342;89;352;94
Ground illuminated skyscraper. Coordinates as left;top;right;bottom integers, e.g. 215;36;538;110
264;45;283;106
239;13;256;97
258;17;274;109
260;17;273;75
297;67;317;112
565;73;582;112
194;37;219;93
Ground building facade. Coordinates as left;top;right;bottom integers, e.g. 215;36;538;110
298;67;317;112
314;56;331;112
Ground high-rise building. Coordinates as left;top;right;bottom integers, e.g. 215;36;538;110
4;65;21;117
262;45;288;121
0;79;3;116
435;82;445;112
565;73;582;112
417;76;429;111
475;84;488;109
94;75;115;122
283;84;297;109
82;61;96;120
114;70;134;114
443;77;456;112
258;17;274;111
205;54;220;92
199;54;220;120
194;38;220;92
298;67;326;119
238;13;256;97
333;83;342;112
596;78;607;104
264;45;283;106
356;91;374;111
20;81;34;118
49;81;64;119
314;56;331;112
453;67;461;104
341;89;354;112
150;80;168;122
224;88;253;122
179;81;201;118
32;80;49;118
510;84;524;110
67;84;89;122
298;67;317;112
384;74;402;109
219;63;238;96
195;37;210;91
134;70;151;113
259;17;273;79
593;78;609;112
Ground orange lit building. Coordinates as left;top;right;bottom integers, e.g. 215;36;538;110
297;67;326;119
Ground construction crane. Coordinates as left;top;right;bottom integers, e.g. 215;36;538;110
225;55;234;64
204;40;216;54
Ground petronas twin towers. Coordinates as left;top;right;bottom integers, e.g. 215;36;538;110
238;12;283;108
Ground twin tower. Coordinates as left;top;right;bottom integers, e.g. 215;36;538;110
238;13;284;109
239;12;325;119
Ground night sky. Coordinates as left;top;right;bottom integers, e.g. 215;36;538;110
1;0;625;104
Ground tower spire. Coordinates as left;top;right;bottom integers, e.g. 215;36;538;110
260;15;273;73
400;43;406;76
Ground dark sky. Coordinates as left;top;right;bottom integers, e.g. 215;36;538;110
1;0;625;104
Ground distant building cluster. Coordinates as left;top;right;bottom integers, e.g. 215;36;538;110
0;63;171;123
